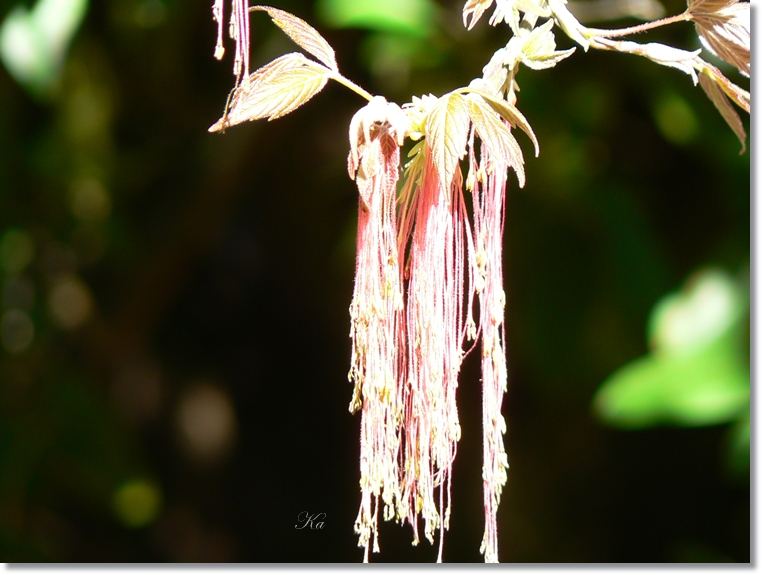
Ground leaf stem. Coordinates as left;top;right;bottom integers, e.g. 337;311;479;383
586;11;690;38
329;73;374;101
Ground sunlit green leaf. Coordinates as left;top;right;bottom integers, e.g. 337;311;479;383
516;19;576;71
251;5;339;72
466;95;525;186
463;88;540;156
209;53;330;132
425;92;471;190
403;93;438;141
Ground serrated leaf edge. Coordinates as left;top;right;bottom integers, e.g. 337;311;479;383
209;53;330;131
466;96;526;187
250;5;339;72
425;92;471;191
462;88;540;157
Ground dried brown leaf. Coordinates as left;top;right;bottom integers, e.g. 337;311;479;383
689;0;750;77
426;92;472;190
699;69;747;153
688;0;737;15
209;53;329;132
250;5;339;72
703;62;750;111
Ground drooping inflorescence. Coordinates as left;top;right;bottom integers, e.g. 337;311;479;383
345;96;407;562
210;0;750;563
344;87;536;562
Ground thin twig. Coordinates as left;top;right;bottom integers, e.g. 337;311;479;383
328;73;374;102
586;11;690;38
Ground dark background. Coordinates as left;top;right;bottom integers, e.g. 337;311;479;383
0;0;750;562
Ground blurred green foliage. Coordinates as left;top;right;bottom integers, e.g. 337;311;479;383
0;0;88;97
316;0;437;37
316;0;446;90
0;0;750;563
593;268;749;473
594;268;749;428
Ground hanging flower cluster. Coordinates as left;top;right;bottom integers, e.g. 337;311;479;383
209;0;749;563
345;96;407;560
344;85;539;562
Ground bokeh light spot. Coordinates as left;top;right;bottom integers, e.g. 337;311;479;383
113;479;162;528
48;273;93;329
176;383;237;464
654;93;699;145
650;270;740;356
1;308;34;353
69;177;111;222
0;229;35;274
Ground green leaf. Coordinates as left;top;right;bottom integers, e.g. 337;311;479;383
425;92;471;190
648;269;744;356
594;268;750;429
466;95;525;186
250;5;339;72
464;88;540;157
316;0;437;38
593;334;749;428
209;53;330;132
0;0;89;97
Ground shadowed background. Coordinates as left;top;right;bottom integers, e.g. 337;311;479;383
0;0;750;562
